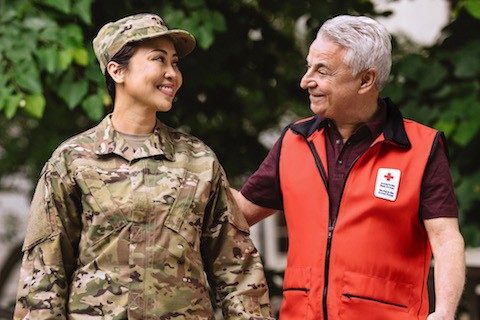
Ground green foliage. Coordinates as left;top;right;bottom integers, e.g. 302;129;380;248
464;0;480;19
162;3;226;49
0;0;98;120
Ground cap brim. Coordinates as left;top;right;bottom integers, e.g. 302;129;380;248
130;29;196;58
166;30;196;58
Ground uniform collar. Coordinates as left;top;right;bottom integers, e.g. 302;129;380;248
93;114;175;161
290;97;411;148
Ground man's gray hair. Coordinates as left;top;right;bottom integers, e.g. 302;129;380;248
317;15;392;90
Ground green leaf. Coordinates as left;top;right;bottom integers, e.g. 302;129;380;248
58;48;74;70
434;119;456;137
81;94;104;121
57;72;88;109
5;44;33;63
462;224;480;247
210;11;226;32
162;7;186;27
23;17;50;31
396;54;446;90
40;0;71;14
448;96;480;146
452;43;480;78
73;48;89;66
39;21;60;42
401;103;438;125
465;0;480;19
102;92;112;107
432;85;452;99
60;24;84;47
72;0;93;25
0;87;10;111
0;9;17;24
24;93;46;119
421;60;447;90
184;0;204;9
382;82;405;102
3;95;22;119
14;62;42;93
456;172;480;212
84;58;104;84
36;47;58;73
453;117;480;146
197;25;215;49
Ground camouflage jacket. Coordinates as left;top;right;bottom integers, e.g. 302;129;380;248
14;115;272;320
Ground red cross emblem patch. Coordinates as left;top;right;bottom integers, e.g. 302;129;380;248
374;168;401;201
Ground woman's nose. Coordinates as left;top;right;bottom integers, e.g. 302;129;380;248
164;64;177;79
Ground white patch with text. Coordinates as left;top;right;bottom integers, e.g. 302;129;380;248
374;168;401;201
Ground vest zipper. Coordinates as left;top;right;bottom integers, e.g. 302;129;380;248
306;138;368;320
306;141;328;188
306;140;331;320
322;224;334;320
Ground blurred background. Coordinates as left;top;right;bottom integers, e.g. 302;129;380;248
1;0;480;318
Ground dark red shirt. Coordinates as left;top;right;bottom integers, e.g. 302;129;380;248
241;101;458;220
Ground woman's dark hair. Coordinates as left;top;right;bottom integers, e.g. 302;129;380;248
105;42;139;105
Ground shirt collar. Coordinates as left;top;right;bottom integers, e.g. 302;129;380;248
93;114;175;161
290;97;411;148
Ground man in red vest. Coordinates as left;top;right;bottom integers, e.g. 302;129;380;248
233;15;465;320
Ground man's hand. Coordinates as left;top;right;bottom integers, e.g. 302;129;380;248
229;188;277;225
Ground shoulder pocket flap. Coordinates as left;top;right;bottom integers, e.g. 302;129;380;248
22;184;56;251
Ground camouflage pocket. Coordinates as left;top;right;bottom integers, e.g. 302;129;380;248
77;168;130;224
164;171;202;251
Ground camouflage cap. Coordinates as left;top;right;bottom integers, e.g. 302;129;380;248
93;13;196;74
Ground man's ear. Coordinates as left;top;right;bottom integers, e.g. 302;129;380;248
106;61;125;84
358;68;377;94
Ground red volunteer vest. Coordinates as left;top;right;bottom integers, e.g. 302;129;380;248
278;111;438;320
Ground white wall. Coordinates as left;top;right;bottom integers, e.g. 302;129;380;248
373;0;450;46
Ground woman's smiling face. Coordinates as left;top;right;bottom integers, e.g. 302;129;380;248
119;36;183;113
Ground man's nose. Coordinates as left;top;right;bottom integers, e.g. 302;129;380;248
300;73;314;89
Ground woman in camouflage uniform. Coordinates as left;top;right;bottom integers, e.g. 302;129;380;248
14;13;272;320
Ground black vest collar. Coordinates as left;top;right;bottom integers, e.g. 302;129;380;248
289;97;411;148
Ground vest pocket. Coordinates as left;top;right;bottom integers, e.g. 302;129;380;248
338;271;413;320
279;266;312;319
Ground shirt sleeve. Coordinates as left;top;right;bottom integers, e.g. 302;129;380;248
421;135;459;219
240;137;283;210
14;159;82;320
201;163;273;320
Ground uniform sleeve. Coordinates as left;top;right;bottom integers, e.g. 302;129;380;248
420;135;459;219
201;164;273;320
240;138;283;210
14;160;82;320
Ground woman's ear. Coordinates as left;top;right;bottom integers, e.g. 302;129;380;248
106;61;125;84
358;68;377;94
